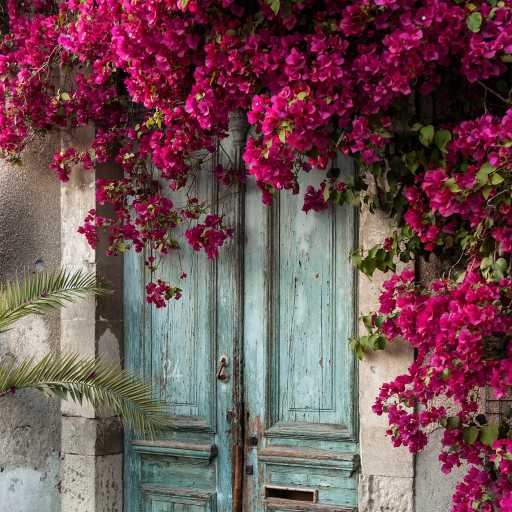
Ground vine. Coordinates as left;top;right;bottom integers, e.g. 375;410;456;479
2;0;512;509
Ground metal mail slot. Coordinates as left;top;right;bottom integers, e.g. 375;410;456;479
264;485;318;502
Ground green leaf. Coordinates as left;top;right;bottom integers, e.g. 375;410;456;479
467;12;483;33
434;129;452;152
323;184;331;202
351;254;362;267
479;424;499;447
463;426;479;444
491;173;504;185
495;257;508;273
476;162;496;186
0;269;104;333
278;129;287;144
179;0;190;7
482;185;493;200
373;335;387;350
362;314;373;330
266;0;280;14
446;416;460;430
480;256;493;270
419;125;435;147
455;270;466;283
296;91;308;101
441;368;451;380
360;258;377;277
0;353;171;437
445;178;462;193
404;151;419;173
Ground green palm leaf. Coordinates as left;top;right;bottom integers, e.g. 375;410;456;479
0;353;170;437
0;268;104;332
0;268;171;437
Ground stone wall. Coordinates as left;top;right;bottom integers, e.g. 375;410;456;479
60;129;123;512
0;134;62;512
0;129;124;512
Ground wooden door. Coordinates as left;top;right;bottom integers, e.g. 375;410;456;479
242;156;359;512
124;124;358;511
124;123;246;512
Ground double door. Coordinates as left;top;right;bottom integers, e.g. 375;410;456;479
124;126;359;512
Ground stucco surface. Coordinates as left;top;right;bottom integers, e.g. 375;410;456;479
0;135;62;511
358;206;415;490
415;429;465;512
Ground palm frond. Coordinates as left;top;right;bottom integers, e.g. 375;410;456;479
0;269;104;332
0;354;170;437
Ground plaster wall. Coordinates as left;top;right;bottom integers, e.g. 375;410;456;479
357;207;415;512
415;429;465;512
0;134;62;512
413;258;463;512
357;212;463;512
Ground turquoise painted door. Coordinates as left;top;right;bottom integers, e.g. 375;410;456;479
124;127;358;511
242;154;359;512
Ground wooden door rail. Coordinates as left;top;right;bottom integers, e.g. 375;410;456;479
132;440;218;461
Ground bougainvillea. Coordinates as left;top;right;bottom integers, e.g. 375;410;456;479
2;0;512;509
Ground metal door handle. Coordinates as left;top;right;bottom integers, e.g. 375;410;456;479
216;355;229;381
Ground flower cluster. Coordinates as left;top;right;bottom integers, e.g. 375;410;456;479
146;279;182;308
185;214;233;260
403;109;512;261
373;269;512;510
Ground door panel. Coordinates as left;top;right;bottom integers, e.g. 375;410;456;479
243;156;359;511
150;171;216;431
124;118;246;511
270;180;354;430
142;486;216;512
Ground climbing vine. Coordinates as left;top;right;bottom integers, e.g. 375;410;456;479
2;0;512;509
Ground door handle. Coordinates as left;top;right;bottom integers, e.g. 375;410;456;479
216;355;229;381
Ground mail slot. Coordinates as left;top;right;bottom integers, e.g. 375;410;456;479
264;485;318;502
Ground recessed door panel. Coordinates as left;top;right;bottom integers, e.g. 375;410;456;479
151;173;216;430
270;180;352;430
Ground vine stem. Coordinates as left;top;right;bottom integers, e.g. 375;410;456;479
477;80;511;104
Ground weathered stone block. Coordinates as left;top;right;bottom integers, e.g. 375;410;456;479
359;475;414;512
